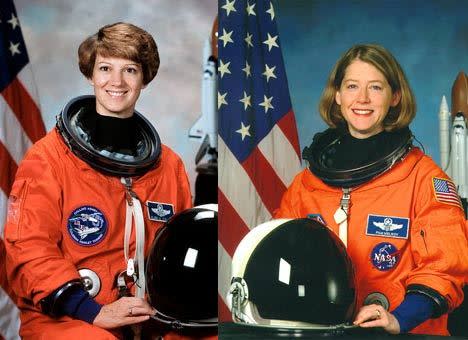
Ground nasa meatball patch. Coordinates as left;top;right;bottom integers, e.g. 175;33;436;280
147;201;174;222
67;206;107;246
366;215;409;239
371;242;400;271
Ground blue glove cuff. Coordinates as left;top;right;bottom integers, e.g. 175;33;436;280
392;293;435;333
61;287;102;324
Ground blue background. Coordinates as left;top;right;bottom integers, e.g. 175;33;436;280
275;0;468;165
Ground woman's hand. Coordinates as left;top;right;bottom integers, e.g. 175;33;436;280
93;296;155;329
353;304;400;334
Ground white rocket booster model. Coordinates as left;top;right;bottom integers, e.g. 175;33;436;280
188;18;218;206
439;96;451;173
189;38;218;165
439;71;468;204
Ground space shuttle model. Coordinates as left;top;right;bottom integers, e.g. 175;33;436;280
189;18;218;205
438;71;468;212
189;38;218;165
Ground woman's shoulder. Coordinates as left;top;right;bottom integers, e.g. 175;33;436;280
404;148;460;201
159;143;184;164
413;149;448;178
20;129;63;161
287;166;334;193
16;129;67;179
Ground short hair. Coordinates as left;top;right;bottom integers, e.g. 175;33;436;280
78;22;159;85
319;44;416;131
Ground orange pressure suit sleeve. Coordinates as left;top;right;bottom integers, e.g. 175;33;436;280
4;147;81;308
407;164;468;313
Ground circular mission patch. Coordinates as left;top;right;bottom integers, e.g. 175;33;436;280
67;206;107;246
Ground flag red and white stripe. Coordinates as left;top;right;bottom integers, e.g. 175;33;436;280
1;2;46;338
218;114;301;321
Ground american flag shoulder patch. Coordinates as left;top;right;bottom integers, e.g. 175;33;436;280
432;177;462;208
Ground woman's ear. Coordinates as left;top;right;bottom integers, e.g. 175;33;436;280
335;91;341;105
391;91;401;107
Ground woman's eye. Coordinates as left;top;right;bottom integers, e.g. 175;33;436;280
371;85;382;91
99;66;109;71
347;84;357;89
126;68;137;74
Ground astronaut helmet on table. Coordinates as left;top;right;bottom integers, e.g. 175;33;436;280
227;218;357;335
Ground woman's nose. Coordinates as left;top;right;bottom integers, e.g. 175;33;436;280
357;88;370;103
109;70;123;85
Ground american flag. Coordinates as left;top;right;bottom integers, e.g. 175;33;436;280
1;1;46;339
217;0;301;321
432;177;463;209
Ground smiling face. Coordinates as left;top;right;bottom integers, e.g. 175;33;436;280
335;59;401;139
89;54;146;118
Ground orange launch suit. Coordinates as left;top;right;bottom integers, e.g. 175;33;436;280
4;129;196;339
275;147;468;336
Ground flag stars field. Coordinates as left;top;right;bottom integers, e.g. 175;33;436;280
259;95;274;113
236;122;251;140
246;2;256;16
218;91;228;109
219;28;234;47
266;1;275;20
221;0;237;16
7;14;19;29
263;33;278;51
239;91;252;110
218;59;231;78
9;41;20;55
245;32;253;47
242;61;251;77
262;64;276;82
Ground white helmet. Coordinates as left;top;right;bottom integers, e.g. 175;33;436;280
227;218;357;335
